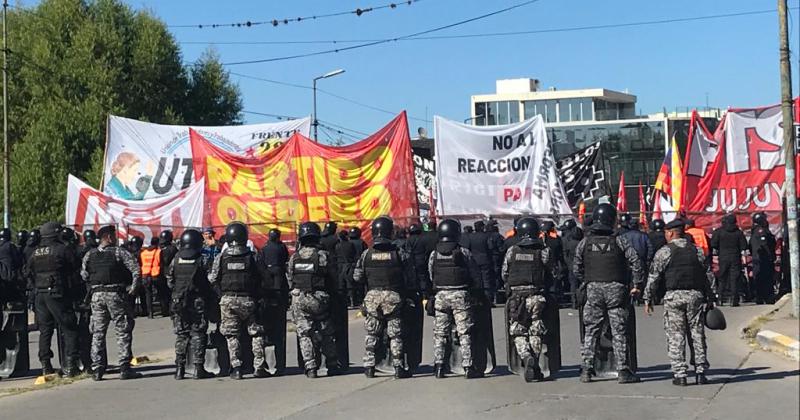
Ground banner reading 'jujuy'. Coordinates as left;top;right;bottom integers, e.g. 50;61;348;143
190;112;419;246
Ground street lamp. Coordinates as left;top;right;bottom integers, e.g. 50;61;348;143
313;69;345;141
463;114;485;125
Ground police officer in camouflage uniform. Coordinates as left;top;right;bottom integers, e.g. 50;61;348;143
644;219;716;386
501;217;552;382
25;222;81;377
208;222;268;380
428;219;482;379
288;222;342;378
166;229;214;380
354;216;415;379
81;225;142;381
574;204;644;384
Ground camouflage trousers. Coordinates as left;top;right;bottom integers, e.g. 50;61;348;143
508;291;547;361
581;282;630;371
90;291;135;370
219;295;266;370
433;289;474;368
172;296;208;366
362;289;404;368
663;290;708;377
291;289;338;370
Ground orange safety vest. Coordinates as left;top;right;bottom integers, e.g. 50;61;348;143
687;227;710;256
140;247;162;277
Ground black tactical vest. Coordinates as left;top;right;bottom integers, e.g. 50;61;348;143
432;248;470;288
664;243;707;291
219;253;255;294
30;244;67;290
506;246;546;289
582;235;627;284
87;248;128;287
364;248;404;290
173;255;204;297
292;249;327;291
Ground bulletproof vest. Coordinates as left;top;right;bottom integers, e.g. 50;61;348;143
648;231;667;253
292;249;327;291
219;253;256;294
335;240;356;264
262;241;288;267
715;227;744;257
467;232;491;265
506;246;546;289
582;235;627;284
87;248;128;287
30;243;68;290
664;243;707;291
432;247;470;288
172;253;205;297
364;248;404;290
750;227;776;261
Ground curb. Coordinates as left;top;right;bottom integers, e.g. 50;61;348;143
756;329;800;361
740;294;791;339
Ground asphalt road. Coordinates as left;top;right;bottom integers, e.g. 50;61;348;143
1;304;797;420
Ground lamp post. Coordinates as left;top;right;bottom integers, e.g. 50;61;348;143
313;69;345;142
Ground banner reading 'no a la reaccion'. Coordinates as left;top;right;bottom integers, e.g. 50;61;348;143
190;112;419;246
433;116;572;217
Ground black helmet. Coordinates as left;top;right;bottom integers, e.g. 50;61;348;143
371;216;394;241
592;203;617;228
348;226;362;239
473;220;485;232
268;228;281;242
409;223;422;235
705;307;727;330
225;222;248;246
752;212;768;228
180;229;203;251
322;221;337;236
437;219;461;243
619;213;633;228
561;219;577;230
299;222;322;243
159;230;174;245
463;226;474;234
542;220;555;232
17;230;29;246
651;219;665;231
515;217;540;239
29;229;41;246
0;228;11;242
722;213;737;226
83;229;97;245
40;222;62;239
60;227;76;244
128;236;143;251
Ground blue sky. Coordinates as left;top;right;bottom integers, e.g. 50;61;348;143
121;0;798;139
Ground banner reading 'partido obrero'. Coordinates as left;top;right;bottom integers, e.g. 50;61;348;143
189;112;419;246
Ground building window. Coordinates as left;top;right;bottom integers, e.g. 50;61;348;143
580;98;593;121
544;100;558;123
479;101;519;125
524;101;543;120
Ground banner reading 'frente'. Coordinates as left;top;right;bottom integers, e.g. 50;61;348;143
190;112;419;246
433;115;572;218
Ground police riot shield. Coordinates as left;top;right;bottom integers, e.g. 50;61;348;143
0;302;30;378
184;323;223;377
448;299;496;375
505;293;561;379
375;294;424;374
261;294;288;376
578;298;637;378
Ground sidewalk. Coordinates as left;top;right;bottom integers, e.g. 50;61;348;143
750;294;799;361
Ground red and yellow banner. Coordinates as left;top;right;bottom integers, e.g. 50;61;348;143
190;112;419;246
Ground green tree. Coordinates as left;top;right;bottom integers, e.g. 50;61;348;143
2;0;242;229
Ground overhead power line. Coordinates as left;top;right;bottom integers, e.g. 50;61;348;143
221;0;542;65
169;0;422;29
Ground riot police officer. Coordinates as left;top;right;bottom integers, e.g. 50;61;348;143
207;222;268;380
261;229;289;295
354;217;416;379
166;229;214;380
501;217;552;382
648;219;667;252
560;219;584;309
320;222;339;255
406;223;432;297
749;212;776;304
428;219;482;379
17;230;29;254
158;230;178;317
81;225;142;381
710;214;747;306
24;229;41;261
465;220;495;303
288;222;342;378
26;222;81;377
574;204;644;384
79;230;98;261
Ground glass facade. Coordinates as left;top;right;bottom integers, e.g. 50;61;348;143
474;101;519;126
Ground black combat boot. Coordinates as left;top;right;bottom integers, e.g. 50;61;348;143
229;367;243;380
696;373;708;385
672;376;688;386
305;368;318;379
254;367;270;378
174;364;185;380
617;369;641;384
579;368;592;383
326;365;344;377
63;361;80;378
364;366;376;378
464;366;484;379
92;368;104;381
41;359;55;375
434;364;445;379
194;364;214;379
523;357;536;383
394;367;411;379
120;365;143;380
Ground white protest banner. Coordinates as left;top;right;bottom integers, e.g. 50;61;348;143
103;115;310;200
433;115;572;217
66;174;205;243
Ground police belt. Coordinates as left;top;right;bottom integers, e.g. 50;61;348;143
36;287;64;294
367;286;402;292
91;284;126;292
509;285;544;294
222;292;253;297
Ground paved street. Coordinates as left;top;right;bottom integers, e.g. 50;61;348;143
0;304;797;420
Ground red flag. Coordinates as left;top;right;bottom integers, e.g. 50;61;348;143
652;190;662;220
616;171;627;212
638;181;647;228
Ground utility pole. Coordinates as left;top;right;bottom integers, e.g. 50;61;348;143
2;0;9;229
778;0;799;318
